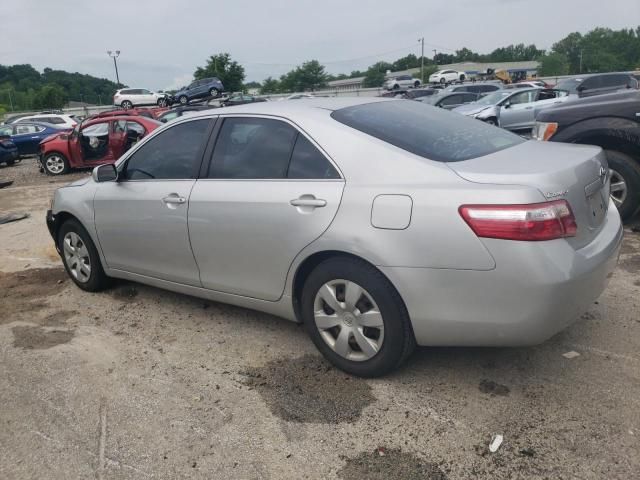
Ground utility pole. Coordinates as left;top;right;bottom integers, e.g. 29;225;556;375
107;50;121;86
418;37;425;83
432;49;438;63
579;49;583;74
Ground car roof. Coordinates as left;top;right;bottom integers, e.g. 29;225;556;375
186;97;387;119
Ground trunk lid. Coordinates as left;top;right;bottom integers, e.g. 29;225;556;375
448;140;610;249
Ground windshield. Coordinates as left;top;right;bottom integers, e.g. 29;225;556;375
331;100;523;162
555;78;581;93
474;91;512;105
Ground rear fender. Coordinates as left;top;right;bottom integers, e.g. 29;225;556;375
552;117;640;147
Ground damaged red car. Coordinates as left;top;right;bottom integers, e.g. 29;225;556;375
39;115;160;175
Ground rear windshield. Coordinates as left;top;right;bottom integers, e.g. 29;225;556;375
331;100;523;162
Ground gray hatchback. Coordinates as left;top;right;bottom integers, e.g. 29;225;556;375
46;98;622;376
173;77;224;105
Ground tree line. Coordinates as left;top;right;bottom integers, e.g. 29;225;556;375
1;26;638;113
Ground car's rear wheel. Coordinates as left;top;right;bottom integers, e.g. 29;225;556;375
392;84;399;90
157;98;167;107
43;152;69;176
440;77;446;84
178;95;188;105
209;87;220;98
58;219;110;292
301;257;415;377
413;80;420;88
605;150;640;221
121;100;133;109
459;74;466;82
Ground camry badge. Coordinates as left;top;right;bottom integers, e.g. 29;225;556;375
545;190;568;199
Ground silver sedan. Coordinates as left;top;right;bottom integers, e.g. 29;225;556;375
47;98;622;377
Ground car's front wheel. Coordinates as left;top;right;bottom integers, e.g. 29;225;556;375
43;152;69;176
121;100;133;109
413;80;420;88
178;95;188;105
301;257;415;377
157;97;168;107
439;77;446;84
209;87;220;98
605;150;640;221
58;219;110;292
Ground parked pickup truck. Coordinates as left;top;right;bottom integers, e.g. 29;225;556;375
533;90;640;221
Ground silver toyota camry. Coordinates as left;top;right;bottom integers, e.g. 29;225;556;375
47;98;623;377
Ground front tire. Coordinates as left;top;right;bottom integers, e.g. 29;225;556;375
43;152;69;176
439;77;446;84
301;257;415;377
121;100;133;109
459;74;466;82
605;150;640;221
392;84;399;90
157;98;167;107
178;95;188;105
413;80;420;88
209;87;220;98
58;219;110;292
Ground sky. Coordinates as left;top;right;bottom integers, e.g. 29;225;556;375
3;0;639;90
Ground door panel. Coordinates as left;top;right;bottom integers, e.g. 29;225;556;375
94;180;201;285
189;180;344;300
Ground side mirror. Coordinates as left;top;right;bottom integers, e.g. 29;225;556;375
576;85;586;92
92;163;118;183
503;102;511;109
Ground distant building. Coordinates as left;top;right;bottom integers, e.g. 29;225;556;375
327;60;541;91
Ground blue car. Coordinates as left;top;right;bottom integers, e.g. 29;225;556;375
173;77;224;105
0;122;68;156
0;136;18;166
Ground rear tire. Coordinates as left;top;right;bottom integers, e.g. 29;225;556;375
58;219;111;292
413;80;420;88
393;84;399;90
440;77;446;84
121;100;133;109
459;74;466;82
209;87;220;98
605;150;640;221
157;98;167;107
178;95;188;105
300;257;415;377
43;152;69;176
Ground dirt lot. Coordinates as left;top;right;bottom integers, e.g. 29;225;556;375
1;158;639;479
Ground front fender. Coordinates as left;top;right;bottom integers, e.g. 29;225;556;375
552;117;640;146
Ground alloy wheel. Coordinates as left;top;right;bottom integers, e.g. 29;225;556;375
63;232;91;283
609;168;627;208
45;155;65;174
313;279;384;362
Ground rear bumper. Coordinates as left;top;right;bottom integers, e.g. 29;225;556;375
381;202;623;347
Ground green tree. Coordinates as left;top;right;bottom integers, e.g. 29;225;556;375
392;54;420;71
362;61;393;88
243;81;262;92
260;77;280;94
539;53;569;76
32;84;67;109
279;60;328;92
194;53;245;92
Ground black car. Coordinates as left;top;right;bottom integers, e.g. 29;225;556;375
402;88;439;99
418;91;481;110
534;90;640;221
221;93;268;107
0;136;19;166
555;73;638;98
157;105;216;123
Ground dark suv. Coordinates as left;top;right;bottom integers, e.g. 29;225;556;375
173;77;224;105
555;73;638;98
534;90;640;221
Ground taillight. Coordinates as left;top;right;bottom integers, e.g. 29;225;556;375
459;200;577;241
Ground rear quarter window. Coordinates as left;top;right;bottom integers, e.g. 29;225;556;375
331;100;524;162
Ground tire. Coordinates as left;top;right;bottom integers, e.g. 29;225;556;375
300;257;415;377
209;87;220;98
157;98;167;107
605;150;640;221
121;100;133;109
6;159;15;166
58;219;111;292
440;77;446;84
43;152;70;176
393;84;399;90
483;117;498;126
459;74;466;82
178;95;188;105
413;81;420;88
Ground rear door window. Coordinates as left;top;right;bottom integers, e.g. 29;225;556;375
331;101;523;162
287;135;340;179
209;117;297;179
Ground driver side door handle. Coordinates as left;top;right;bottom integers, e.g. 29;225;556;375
162;195;186;205
290;197;327;208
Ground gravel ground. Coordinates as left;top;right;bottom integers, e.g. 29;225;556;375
0;155;88;188
0;159;639;479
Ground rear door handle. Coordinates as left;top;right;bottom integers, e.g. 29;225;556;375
162;195;186;205
290;196;327;208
